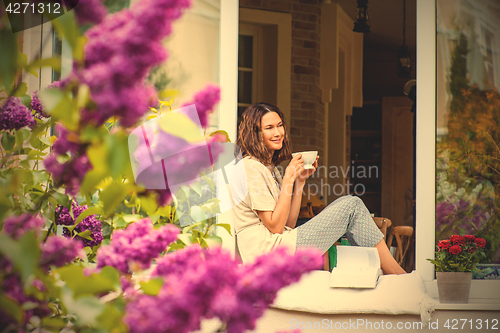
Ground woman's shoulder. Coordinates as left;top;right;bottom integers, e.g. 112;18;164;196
242;156;267;169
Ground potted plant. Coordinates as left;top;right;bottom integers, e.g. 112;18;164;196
427;234;486;303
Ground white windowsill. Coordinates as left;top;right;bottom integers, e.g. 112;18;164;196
424;280;500;311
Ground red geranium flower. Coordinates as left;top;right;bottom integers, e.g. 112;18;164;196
450;235;465;245
438;240;451;250
464;235;475;242
475;238;486;248
449;245;462;255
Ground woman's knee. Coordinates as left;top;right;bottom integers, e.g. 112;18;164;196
344;195;363;206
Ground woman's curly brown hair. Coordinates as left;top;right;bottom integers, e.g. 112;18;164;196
236;103;292;166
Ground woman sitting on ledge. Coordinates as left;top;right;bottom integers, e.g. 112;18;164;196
229;102;405;275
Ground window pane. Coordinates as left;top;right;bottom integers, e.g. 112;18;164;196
238;35;253;68
238;71;252;104
436;0;500;268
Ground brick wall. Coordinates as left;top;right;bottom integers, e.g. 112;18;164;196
240;0;325;160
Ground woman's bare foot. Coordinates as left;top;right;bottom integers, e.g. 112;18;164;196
375;240;407;275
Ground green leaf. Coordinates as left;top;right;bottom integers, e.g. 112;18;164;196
0;28;19;93
190;182;202;196
61;287;105;327
52;192;70;207
138;194;159;216
156;205;171;217
182;221;202;233
25;57;61;78
100;182;128;216
76;84;90;109
140;278;164;296
106;134;129;178
13;82;28;97
38;88;78;131
158;112;204;143
201;174;215;190
177;234;193;245
190;206;207;222
1;132;16;151
18;94;32;107
0;294;24;324
40;317;68;330
122;214;142;223
76;229;93;241
96;301;128;332
215;223;232;236
0;232;40;282
205;235;222;248
56;265;120;298
75;206;103;225
14;129;25;152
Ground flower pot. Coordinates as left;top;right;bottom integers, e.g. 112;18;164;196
436;272;472;303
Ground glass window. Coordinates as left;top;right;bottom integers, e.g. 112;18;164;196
436;0;500;272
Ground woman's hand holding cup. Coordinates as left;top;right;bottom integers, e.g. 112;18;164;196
284;153;305;181
298;155;319;181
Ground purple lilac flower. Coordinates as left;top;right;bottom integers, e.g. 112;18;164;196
31;90;46;118
181;85;220;128
0;96;36;130
436;201;455;230
30;81;62;119
72;0;107;25
124;246;322;333
39;235;83;269
44;152;92;196
55;201;103;248
2;213;45;240
0;274;51;327
52;124;81;155
74;0;191;128
96;218;179;273
151;243;203;277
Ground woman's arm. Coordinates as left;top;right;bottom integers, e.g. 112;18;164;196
285;179;305;228
257;155;304;234
286;156;319;228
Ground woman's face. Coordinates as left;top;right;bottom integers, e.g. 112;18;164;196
260;111;284;152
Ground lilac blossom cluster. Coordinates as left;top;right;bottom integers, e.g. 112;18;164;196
75;0;192;128
30;81;62;119
55;201;103;248
44;152;91;196
96;218;179;273
40;235;84;269
2;213;45;240
0;274;51;328
0;96;35;131
124;246;322;333
65;0;107;25
181;84;220;128
0;213;82;327
436;199;491;238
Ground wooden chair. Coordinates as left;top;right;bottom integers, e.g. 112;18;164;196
372;217;392;244
386;225;414;272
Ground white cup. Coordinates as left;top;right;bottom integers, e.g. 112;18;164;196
292;151;318;169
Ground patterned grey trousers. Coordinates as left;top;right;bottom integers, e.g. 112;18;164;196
296;195;384;254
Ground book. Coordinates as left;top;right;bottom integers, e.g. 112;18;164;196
329;245;383;289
